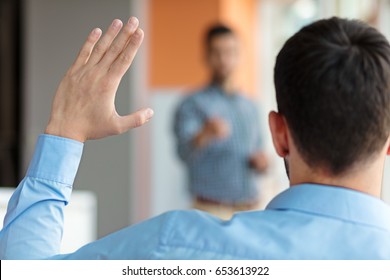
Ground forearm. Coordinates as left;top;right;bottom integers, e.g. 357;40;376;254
248;150;268;173
192;121;226;149
0;135;83;259
192;129;213;149
176;123;211;162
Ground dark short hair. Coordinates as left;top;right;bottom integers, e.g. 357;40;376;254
205;24;235;49
274;17;390;175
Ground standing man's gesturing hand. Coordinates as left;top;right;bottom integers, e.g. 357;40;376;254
45;17;153;142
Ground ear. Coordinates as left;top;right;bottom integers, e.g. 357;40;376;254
268;111;290;158
387;136;390;155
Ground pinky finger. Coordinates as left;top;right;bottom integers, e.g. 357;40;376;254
72;28;102;69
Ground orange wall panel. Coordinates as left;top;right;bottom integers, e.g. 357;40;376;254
149;0;219;89
220;0;257;95
148;0;257;95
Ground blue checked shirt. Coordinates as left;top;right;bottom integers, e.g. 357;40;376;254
174;85;263;204
1;135;390;259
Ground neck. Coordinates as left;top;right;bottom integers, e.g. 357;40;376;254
212;76;236;95
288;148;387;198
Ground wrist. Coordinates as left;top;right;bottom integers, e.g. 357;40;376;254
45;121;86;143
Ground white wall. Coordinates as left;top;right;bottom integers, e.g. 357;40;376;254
150;91;190;216
23;0;149;238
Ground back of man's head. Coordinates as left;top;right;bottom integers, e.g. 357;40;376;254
274;17;390;175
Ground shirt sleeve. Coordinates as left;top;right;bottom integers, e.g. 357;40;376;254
173;98;204;163
0;134;83;259
52;211;179;260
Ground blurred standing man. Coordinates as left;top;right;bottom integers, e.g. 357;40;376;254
174;25;268;220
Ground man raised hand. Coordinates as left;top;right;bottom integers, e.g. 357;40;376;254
0;17;154;259
46;17;153;142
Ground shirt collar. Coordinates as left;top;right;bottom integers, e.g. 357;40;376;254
207;83;239;98
266;184;390;232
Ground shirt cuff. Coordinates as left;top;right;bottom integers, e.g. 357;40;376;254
26;134;84;186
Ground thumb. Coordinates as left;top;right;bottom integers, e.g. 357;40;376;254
119;108;154;132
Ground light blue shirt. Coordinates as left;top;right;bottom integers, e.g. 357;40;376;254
1;134;390;259
174;85;263;204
